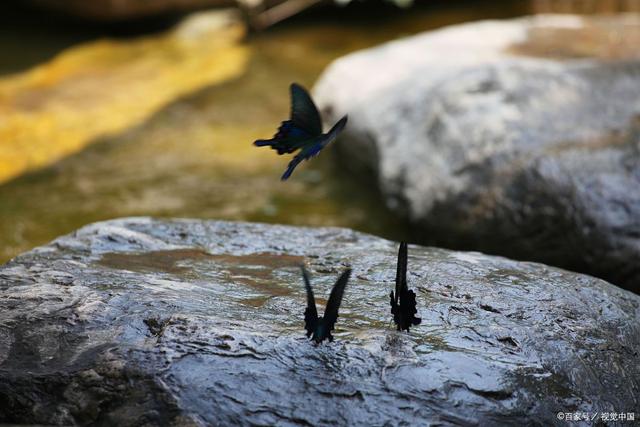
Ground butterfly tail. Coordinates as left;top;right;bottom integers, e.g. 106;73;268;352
301;266;318;338
281;155;304;181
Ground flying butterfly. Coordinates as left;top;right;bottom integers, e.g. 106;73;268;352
254;83;348;181
390;242;422;332
301;266;352;344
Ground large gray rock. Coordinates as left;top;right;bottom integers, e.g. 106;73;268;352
0;217;638;425
314;14;640;293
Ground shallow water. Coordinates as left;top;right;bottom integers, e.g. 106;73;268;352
0;2;534;263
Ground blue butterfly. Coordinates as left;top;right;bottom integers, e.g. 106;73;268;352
254;83;348;181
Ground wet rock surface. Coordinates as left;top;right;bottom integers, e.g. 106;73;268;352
1;217;638;425
314;14;640;292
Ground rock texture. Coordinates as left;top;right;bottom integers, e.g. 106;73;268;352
313;14;640;293
1;217;638;425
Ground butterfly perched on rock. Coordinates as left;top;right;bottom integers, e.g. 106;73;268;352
254;83;348;181
390;242;421;332
301;266;351;344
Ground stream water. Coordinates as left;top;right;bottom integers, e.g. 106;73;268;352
0;1;534;263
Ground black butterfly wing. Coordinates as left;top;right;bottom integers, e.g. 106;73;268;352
301;266;318;338
395;242;408;305
323;268;352;334
280;151;306;181
407;289;422;327
253;83;321;155
254;121;311;154
280;116;348;181
307;115;347;158
394;242;422;331
390;290;399;325
290;83;323;137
